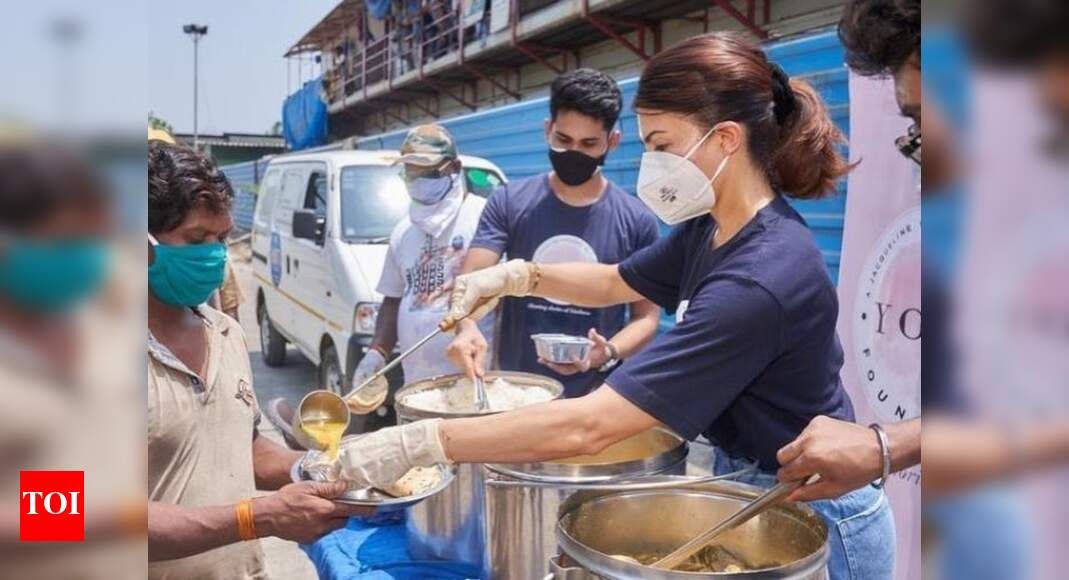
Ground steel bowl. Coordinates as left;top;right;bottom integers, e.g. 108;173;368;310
331;464;455;512
531;333;594;364
395;370;564;418
297;434;456;513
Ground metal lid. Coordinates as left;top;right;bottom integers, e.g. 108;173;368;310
394;370;564;420
486;428;688;483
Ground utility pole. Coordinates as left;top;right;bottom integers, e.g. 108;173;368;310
182;24;208;149
49;17;82;127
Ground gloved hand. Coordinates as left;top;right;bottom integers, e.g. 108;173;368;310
352;348;387;384
443;259;537;328
346;349;388;414
339;419;450;490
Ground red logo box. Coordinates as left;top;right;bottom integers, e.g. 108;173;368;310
20;471;84;542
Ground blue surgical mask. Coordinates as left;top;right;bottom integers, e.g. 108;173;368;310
406;174;455;205
0;238;110;312
148;233;227;307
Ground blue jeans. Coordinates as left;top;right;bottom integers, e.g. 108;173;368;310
713;452;896;580
925;486;1032;580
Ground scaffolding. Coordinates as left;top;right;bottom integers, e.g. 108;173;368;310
286;0;777;135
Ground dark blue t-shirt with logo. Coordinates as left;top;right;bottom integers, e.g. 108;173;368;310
608;195;854;472
471;174;660;397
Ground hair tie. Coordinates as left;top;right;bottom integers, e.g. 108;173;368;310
770;63;797;125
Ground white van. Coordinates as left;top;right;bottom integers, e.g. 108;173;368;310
251;149;506;396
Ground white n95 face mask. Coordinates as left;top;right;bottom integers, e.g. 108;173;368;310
636;125;731;225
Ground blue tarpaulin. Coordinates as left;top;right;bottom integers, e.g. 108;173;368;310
282;77;329;150
303;515;483;579
366;0;391;20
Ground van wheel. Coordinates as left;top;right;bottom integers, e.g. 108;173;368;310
319;343;344;395
258;302;287;367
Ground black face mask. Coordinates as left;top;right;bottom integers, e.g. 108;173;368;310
548;147;606;186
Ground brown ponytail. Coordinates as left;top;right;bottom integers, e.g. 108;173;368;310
635;32;851;199
772;79;851;199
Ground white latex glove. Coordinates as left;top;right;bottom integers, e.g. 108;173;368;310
352;349;386;385
443;259;536;328
339;419;450;490
346;349;389;414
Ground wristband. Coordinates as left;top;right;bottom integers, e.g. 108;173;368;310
368;344;389;359
598;341;621;373
869;423;892;489
119;500;148;537
235;498;258;541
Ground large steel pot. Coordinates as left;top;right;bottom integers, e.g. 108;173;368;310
483;428;689;580
394;371;564;566
552;481;829;579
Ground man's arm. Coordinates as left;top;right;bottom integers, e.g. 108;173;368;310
149;501;245;561
447;247;502;378
776;416;921;502
541;298;660;376
923;416;1069;495
609;299;660;360
369;296;401;354
149;481;367;561
252;431;304;491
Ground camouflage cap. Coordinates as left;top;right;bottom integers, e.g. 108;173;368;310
394;124;458;167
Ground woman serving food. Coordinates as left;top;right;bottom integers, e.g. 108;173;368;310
337;32;895;579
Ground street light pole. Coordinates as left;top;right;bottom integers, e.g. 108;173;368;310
49;17;82;127
182;24;208;149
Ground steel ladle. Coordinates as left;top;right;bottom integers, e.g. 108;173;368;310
294;303;489;452
650;473;822;570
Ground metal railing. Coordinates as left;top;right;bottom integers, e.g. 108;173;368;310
321;0;488;107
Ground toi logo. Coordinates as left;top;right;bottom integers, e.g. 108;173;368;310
20;471;84;542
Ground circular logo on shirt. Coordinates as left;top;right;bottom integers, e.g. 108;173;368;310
532;235;598;306
852;206;921;423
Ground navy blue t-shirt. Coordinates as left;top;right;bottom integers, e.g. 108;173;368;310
608;196;854;471
471;174;659;397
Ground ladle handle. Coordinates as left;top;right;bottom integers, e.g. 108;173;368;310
345;327;443;401
345;298;496;401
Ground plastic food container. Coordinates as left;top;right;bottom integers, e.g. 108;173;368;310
531;334;594;364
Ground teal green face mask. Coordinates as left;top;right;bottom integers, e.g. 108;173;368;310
0;238;110;312
148;234;227;307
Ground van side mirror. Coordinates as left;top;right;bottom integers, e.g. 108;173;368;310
293;209;323;243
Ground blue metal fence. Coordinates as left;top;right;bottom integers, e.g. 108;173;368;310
220;158;270;232
355;28;849;281
223;28;849;275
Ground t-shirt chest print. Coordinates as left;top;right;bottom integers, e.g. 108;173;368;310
404;233;467;311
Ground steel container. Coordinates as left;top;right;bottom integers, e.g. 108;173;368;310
531;333;594;364
394;371;564;566
483;428;688;579
552;481;829;579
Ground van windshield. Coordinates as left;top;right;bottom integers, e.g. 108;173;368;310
339;165;411;242
339;163;505;243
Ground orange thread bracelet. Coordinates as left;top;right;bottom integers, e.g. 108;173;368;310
235;498;257;541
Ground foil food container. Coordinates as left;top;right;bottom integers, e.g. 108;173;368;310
531;334;594;364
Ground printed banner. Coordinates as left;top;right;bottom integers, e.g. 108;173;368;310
839;72;921;579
